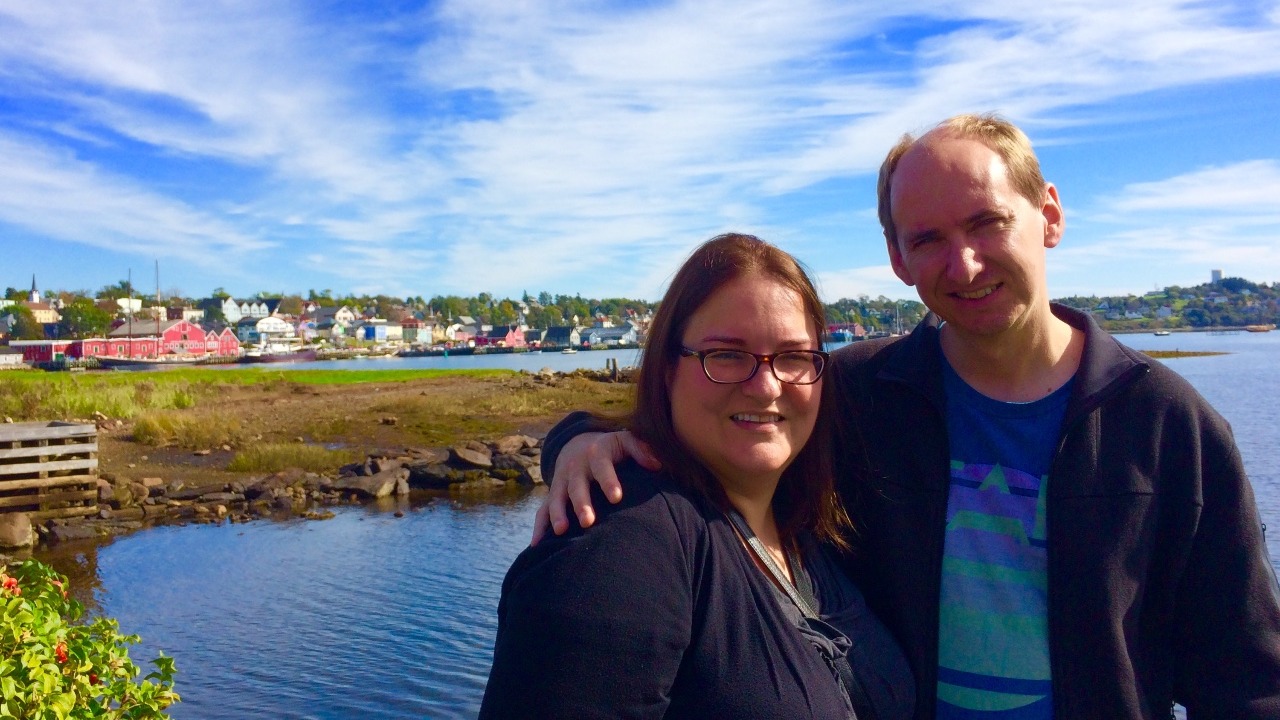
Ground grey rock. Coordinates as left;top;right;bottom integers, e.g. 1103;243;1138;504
450;445;492;468
48;523;101;543
200;492;244;504
370;457;404;475
493;453;536;472
406;462;458;488
337;461;365;477
0;513;33;548
518;464;544;486
408;447;449;464
327;467;409;499
167;484;230;501
492;435;530;455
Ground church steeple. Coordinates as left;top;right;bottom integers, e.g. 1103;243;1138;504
28;275;39;304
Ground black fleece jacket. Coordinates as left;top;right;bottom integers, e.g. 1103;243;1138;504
538;304;1280;719
831;304;1280;720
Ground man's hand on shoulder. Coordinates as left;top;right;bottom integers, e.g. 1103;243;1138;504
531;430;662;545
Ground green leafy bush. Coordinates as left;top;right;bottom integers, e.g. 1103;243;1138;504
0;560;178;719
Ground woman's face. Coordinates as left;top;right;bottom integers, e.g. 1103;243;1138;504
669;273;822;497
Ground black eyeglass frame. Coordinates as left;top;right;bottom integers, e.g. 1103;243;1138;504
678;346;830;385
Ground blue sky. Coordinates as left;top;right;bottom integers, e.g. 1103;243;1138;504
2;1;1279;304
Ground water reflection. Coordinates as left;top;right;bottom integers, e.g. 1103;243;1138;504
17;330;1277;718
31;489;542;720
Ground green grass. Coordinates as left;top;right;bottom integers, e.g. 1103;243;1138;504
228;443;358;473
271;368;514;385
132;411;245;449
0;375;214;420
0;368;513;421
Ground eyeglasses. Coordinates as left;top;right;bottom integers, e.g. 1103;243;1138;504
679;346;829;385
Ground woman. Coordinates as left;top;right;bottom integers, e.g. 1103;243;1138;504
480;233;914;719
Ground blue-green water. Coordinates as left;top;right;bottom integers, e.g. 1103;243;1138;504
37;330;1280;719
63;496;539;719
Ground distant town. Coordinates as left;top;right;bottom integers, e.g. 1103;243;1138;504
0;270;1276;369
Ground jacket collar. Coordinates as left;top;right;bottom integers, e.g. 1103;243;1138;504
1055;304;1150;423
877;304;1149;418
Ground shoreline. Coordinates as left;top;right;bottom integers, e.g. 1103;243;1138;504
0;367;634;557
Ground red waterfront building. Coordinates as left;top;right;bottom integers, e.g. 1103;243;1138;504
9;320;241;363
9;337;159;363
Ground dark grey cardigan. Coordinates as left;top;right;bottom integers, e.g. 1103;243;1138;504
480;461;914;719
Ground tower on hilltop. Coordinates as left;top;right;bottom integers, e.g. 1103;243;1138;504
28;274;40;304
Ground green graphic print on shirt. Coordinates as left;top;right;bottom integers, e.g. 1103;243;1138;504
936;365;1070;720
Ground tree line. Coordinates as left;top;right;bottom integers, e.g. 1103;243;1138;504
6;277;1278;341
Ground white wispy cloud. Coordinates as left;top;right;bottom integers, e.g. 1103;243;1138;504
0;133;270;261
0;0;1277;299
1107;160;1280;213
1049;160;1280;295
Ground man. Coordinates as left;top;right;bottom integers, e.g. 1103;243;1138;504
534;114;1280;719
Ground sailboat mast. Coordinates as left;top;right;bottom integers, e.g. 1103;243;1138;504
127;268;132;335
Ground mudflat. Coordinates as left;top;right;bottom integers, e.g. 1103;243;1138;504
1;368;633;488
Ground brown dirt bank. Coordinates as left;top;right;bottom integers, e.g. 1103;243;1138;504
96;369;633;488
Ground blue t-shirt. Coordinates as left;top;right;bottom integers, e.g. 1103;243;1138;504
935;362;1071;719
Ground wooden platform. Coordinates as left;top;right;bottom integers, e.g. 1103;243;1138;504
0;421;99;521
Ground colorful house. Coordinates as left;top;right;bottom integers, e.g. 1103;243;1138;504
237;315;295;344
579;323;638;347
204;327;241;356
359;320;388;343
542;326;581;349
476;325;527;348
109;319;210;355
9;337;160;363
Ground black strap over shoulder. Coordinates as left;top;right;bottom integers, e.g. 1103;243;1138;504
725;509;862;720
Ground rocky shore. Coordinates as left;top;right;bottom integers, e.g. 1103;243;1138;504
21;427;545;545
21;433;546;548
0;366;642;552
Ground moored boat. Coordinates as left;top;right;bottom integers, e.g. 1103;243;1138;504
96;355;204;370
1153;330;1171;336
1245;324;1275;333
238;348;318;364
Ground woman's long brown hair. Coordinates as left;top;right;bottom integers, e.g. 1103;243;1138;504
620;232;850;548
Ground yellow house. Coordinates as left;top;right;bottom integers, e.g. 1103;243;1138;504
24;302;61;325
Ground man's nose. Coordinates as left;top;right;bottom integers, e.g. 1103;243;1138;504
946;237;983;283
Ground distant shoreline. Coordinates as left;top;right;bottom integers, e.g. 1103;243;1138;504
1108;327;1264;335
1140;350;1228;359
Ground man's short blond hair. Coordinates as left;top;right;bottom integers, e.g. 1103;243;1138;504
877;113;1047;244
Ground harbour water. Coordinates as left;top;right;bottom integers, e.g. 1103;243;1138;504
36;330;1280;719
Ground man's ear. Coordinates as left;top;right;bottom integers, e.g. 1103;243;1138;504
1042;183;1065;249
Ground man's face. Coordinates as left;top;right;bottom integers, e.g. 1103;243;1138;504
886;134;1063;342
